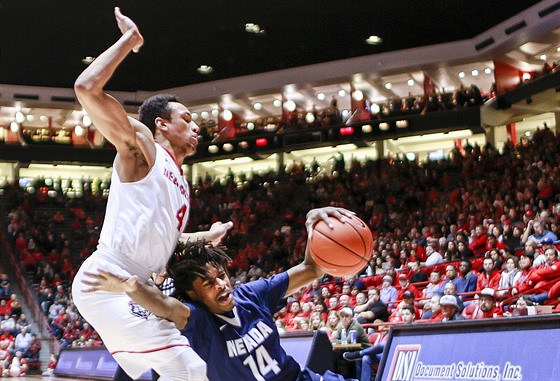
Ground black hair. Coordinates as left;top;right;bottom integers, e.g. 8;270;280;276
167;240;232;300
401;305;415;315
138;94;180;134
460;260;472;270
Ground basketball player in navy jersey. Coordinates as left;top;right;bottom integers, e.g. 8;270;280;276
83;206;358;381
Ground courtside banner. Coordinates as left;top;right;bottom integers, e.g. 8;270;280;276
55;347;153;380
376;315;559;381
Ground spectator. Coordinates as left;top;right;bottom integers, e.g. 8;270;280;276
497;256;521;297
15;314;30;334
23;334;41;360
7;295;22;318
396;274;421;301
438;265;461;295
476;257;501;292
465;288;503;319
342;305;414;381
41;354;57;377
6;351;27;377
457;240;474;259
325;311;342;340
0;275;10;298
0;301;10;317
309;311;327;331
408;260;428;283
439;295;466;321
13;327;32;354
379;275;397;305
486;234;505;253
423;270;443;299
338;294;352;310
443;240;460;262
0;315;15;334
442;282;464;313
424;245;443;267
48;300;64;321
488;249;504;271
503;223;523;253
469;225;487;257
511;253;536;296
523;248;560;303
328;296;340;312
455;260;477;294
354;288;389;324
422;294;443;321
535;238;556;266
524;219;557;245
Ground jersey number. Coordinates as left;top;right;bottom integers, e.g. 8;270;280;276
176;204;187;231
242;346;281;381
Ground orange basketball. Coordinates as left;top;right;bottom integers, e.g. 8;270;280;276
309;214;373;277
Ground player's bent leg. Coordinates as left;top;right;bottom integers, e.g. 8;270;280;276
154;348;207;381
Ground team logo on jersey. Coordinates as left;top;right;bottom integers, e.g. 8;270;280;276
129;300;153;320
386;344;421;381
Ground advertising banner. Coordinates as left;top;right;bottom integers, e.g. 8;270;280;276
377;315;559;381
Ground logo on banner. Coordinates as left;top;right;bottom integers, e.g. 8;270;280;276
385;344;524;381
387;344;421;381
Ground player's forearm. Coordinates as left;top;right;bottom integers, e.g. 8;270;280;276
75;30;140;96
285;262;324;297
126;281;190;329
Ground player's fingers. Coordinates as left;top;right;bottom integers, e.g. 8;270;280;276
80;279;98;287
82;271;102;280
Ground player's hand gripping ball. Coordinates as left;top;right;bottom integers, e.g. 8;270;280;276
309;214;373;277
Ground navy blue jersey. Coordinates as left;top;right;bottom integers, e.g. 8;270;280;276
183;272;327;381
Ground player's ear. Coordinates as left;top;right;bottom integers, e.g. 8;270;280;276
155;117;168;132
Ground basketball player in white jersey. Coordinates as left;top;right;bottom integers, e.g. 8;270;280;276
71;7;231;381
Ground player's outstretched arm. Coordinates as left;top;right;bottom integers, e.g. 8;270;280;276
180;221;234;246
81;269;190;329
74;7;152;172
285;207;354;296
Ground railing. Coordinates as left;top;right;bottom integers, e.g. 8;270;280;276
0;226;59;355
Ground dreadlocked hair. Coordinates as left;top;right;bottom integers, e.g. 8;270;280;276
167;240;232;300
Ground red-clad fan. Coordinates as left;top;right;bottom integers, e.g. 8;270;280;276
396;273;421;301
512;253;538;295
476;257;501;292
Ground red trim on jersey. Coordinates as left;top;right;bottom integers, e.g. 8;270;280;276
157;143;183;174
110;343;191;356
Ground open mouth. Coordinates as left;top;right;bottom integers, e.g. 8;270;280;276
218;290;232;303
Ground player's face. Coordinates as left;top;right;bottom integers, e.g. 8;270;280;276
165;102;199;156
187;263;235;314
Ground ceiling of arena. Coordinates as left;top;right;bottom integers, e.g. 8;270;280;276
0;0;546;91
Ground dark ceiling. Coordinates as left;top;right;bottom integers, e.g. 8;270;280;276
0;0;544;92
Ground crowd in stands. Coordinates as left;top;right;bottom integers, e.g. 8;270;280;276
1;123;560;371
0;275;41;377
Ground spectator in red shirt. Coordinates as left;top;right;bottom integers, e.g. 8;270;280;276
469;225;487;257
486;234;506;253
466;288;503;319
476;257;501;292
0;301;10;318
422;294;444;321
396;273;421;300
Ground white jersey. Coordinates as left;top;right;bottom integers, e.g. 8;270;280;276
98;143;190;279
72;144;206;380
